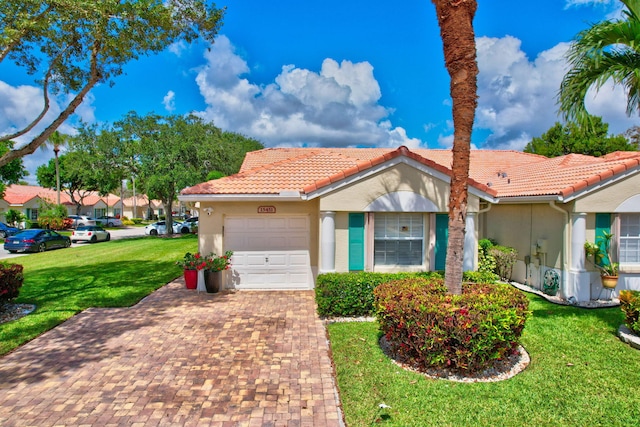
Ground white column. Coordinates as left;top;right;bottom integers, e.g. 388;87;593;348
463;212;477;271
571;213;587;271
568;212;591;302
320;211;336;273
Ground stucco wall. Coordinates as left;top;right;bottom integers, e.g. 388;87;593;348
318;162;480;213
575;172;640;212
483;203;567;283
197;200;320;269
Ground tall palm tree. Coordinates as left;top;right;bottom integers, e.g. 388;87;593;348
559;0;640;126
431;0;479;295
41;131;68;205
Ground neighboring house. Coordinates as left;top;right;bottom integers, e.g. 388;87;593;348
121;195;163;220
0;198;9;220
2;184;121;220
179;146;640;301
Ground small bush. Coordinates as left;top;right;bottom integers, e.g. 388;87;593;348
131;218;143;224
478;238;498;274
375;277;530;374
4;209;24;228
315;271;442;317
619;290;640;335
0;263;24;304
490;245;518;281
122;219;135;226
463;270;499;284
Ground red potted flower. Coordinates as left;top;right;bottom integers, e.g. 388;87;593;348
176;252;206;289
203;251;233;293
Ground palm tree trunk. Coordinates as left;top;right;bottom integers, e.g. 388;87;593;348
431;0;479;294
54;147;60;205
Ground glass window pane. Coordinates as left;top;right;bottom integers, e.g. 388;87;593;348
374;213;424;266
620;213;640;264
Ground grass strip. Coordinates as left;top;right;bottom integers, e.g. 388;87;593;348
329;293;640;426
0;236;197;355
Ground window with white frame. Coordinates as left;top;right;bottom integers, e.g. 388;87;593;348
620;213;640;264
28;208;38;220
374;213;424;266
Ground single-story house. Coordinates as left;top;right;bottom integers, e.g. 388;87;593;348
121;195;164;220
179;146;640;301
2;184;121;221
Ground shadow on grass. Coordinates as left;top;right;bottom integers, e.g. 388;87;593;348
524;291;625;336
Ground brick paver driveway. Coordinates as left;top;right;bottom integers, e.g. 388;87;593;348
0;280;343;427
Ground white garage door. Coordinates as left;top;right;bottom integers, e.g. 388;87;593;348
224;216;312;289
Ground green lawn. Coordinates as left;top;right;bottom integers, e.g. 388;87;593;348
329;294;640;427
0;235;197;355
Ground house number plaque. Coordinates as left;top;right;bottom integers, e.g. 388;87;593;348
257;206;276;214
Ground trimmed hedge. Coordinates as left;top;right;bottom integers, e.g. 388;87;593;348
374;277;530;374
314;271;498;318
620;290;640;335
315;272;442;317
0;263;24;304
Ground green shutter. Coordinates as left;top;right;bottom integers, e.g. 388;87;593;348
595;213;611;265
349;213;365;271
435;214;448;271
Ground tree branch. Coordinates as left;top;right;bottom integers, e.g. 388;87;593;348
0;39;102;168
0;63;54;143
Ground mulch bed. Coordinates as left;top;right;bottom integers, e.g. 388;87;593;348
0;303;36;324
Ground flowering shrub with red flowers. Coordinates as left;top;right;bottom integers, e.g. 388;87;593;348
176;252;207;270
205;251;233;272
0;263;24;304
374;277;530;374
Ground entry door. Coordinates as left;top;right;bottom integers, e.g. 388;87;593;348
435;214;448;271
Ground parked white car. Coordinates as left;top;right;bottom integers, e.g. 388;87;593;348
67;215;96;228
71;225;111;243
95;216;123;227
144;220;187;235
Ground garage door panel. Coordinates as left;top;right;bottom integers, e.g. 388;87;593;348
289;253;310;266
224;216;312;289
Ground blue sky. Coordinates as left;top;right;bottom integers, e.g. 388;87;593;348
1;0;638;182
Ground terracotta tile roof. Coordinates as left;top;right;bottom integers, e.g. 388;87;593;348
3;185;120;206
181;147;640;200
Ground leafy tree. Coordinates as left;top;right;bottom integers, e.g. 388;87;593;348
36;152;110;214
524;116;636;157
431;0;478;295
75;112;262;234
559;0;640;127
36;200;68;230
0;141;28;197
4;209;25;228
624;125;640;149
206;170;226;181
0;0;225;167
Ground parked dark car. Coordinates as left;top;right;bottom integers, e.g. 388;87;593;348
0;222;20;238
4;229;71;253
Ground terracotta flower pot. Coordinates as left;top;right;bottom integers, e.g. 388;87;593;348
601;275;618;289
184;269;198;289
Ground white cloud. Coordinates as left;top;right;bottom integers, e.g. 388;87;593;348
473;35;637;150
564;0;614;7
168;40;188;57
163;90;176;112
0;80;95;183
195;35;422;148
